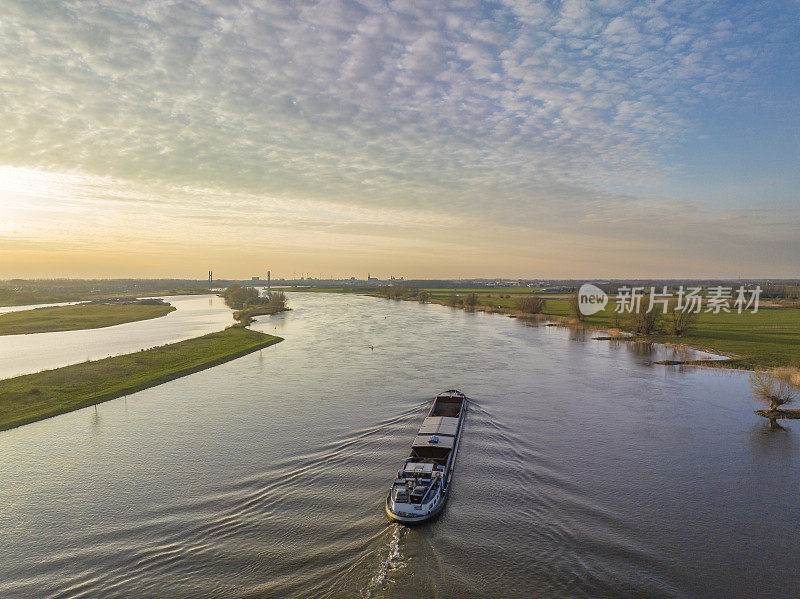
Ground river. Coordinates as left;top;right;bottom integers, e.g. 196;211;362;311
0;293;797;598
0;295;234;379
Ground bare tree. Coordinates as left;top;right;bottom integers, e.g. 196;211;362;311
626;299;661;334
266;291;287;312
609;308;623;330
669;308;697;336
516;295;546;314
750;369;796;413
568;293;584;322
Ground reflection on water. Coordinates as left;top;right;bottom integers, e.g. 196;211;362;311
625;339;657;362
568;327;588;342
90;405;101;430
750;418;794;457
0;293;798;598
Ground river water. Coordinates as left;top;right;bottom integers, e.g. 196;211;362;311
0;295;234;379
0;293;797;598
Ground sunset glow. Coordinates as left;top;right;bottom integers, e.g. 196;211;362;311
1;1;798;278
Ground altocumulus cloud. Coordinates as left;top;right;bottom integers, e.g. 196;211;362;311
0;0;798;275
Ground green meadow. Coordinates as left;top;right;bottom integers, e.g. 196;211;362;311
0;303;176;335
419;291;800;369
0;327;282;432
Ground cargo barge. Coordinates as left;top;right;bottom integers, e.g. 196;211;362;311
385;390;467;524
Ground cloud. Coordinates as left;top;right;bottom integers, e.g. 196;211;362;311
0;0;797;276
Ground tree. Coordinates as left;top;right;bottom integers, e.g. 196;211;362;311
609;307;623;330
750;369;796;413
464;292;478;308
266;290;287;312
516;295;546;314
640;307;661;334
669;307;697;336
417;290;429;303
379;285;411;300
626;298;661;334
568;293;584;322
223;284;260;309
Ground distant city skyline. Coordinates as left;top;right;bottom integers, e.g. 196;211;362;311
1;1;798;278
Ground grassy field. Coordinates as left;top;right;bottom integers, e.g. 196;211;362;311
0;303;176;335
0;287;213;307
423;287;546;295
430;293;799;369
0;327;282;432
420;289;565;308
645;308;800;369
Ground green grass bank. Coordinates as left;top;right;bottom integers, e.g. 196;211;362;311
0;286;212;308
0;327;282;432
0;303;176;335
436;294;800;369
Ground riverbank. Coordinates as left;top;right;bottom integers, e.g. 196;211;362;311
0;288;213;308
0;327;282;432
0;302;176;335
293;288;799;370
432;295;797;369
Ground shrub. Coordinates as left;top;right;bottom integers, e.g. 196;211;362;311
640;307;662;334
464;292;478;308
378;285;413;300
516;295;546;314
669;307;697;336
625;297;662;334
266;291;287;312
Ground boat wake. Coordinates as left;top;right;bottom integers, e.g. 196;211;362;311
37;400;432;599
361;524;407;598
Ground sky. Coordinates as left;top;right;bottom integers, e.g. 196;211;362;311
1;0;798;279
